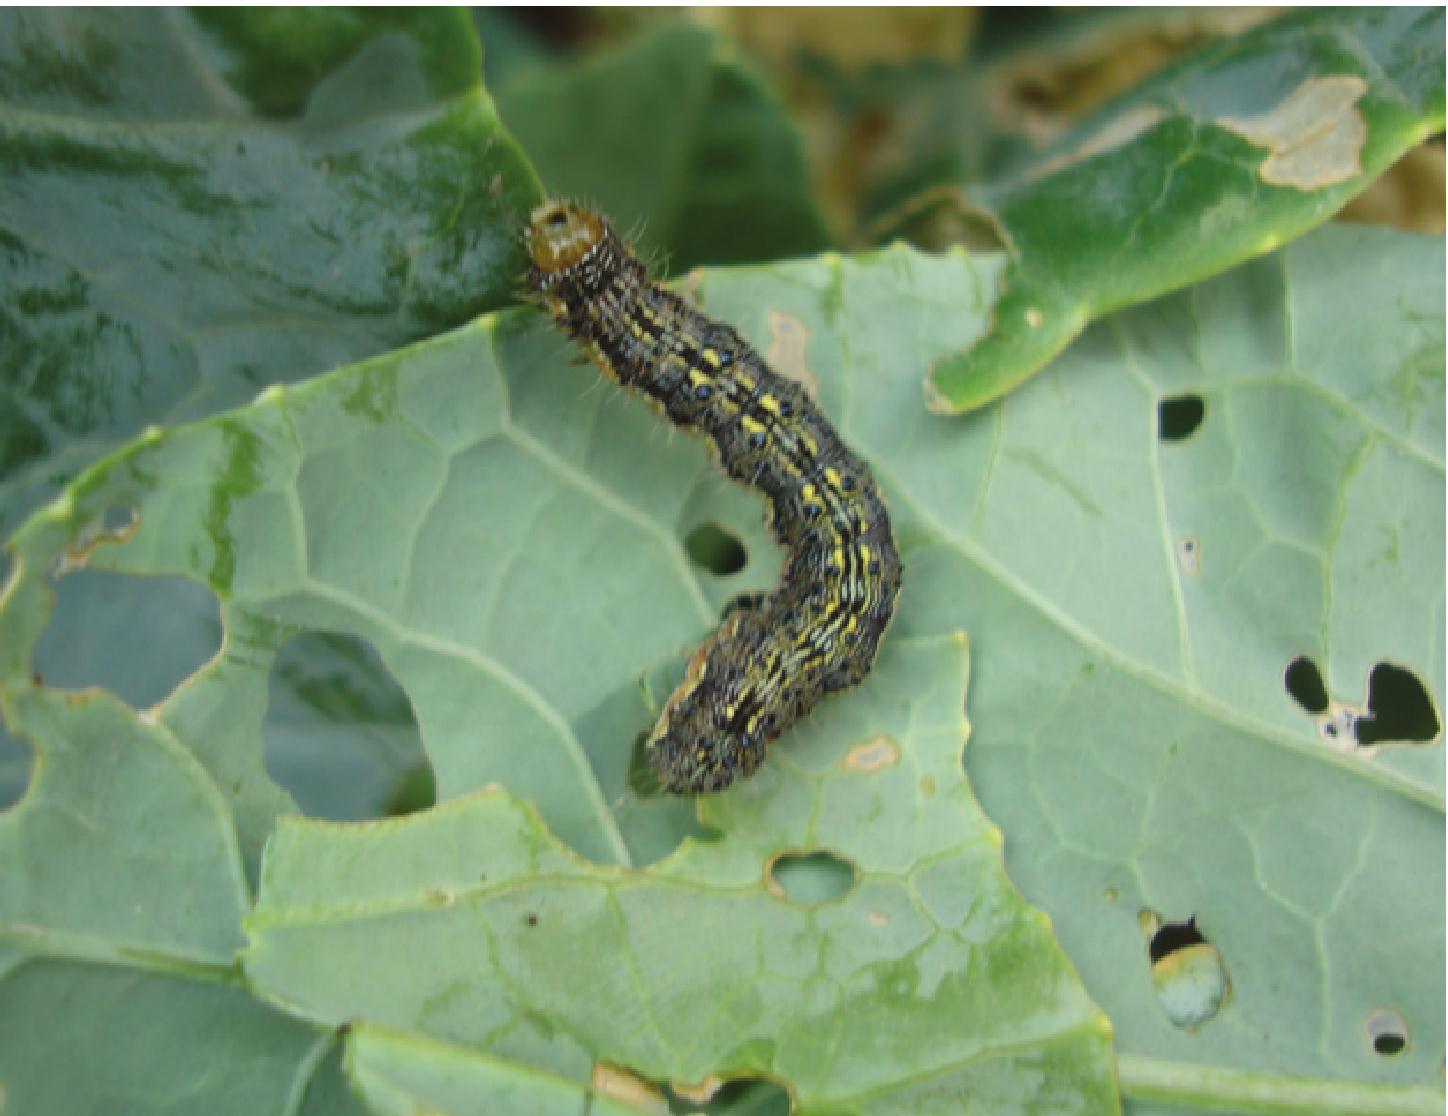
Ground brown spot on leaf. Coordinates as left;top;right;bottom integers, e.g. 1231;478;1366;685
591;1063;666;1111
765;311;820;395
844;734;901;771
57;504;141;574
867;910;889;928
919;774;937;797
1217;75;1368;189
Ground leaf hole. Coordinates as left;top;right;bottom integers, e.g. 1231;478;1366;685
1357;661;1440;747
1365;1008;1409;1057
32;570;222;708
53;504;142;574
264;631;432;821
625;727;664;798
665;1075;793;1115
1176;536;1200;575
1285;656;1439;750
0;717;34;813
684;521;747;576
1284;655;1330;715
766;849;858;907
1158;394;1205;442
1140;911;1229;1031
100;503;139;537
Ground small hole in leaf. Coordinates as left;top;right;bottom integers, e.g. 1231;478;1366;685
1284;656;1330;715
101;504;139;536
684;522;746;576
1148;915;1207;964
32;570;222;707
384;761;436;817
0;717;34;812
1365;1009;1409;1056
625;727;664;798
1158;395;1205;442
1356;662;1440;747
1141;912;1229;1030
767;850;857;906
1176;537;1200;575
665;1076;792;1115
264;631;431;821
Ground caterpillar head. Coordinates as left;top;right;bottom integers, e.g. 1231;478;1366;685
525;201;611;273
645;626;775;794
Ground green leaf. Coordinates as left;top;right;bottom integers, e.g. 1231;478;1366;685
0;7;543;536
0;686;246;963
879;7;1445;412
0;5;543;830
247;635;1116;1114
345;1023;686;1116
0;962;364;1116
494;23;832;272
1;224;1440;1113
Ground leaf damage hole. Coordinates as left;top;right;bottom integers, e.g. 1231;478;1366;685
1364;1008;1409;1057
32;570;222;709
1176;537;1200;575
625;726;664;799
264;631;432;821
1357;662;1440;747
1284;655;1439;749
666;1075;793;1115
684;521;747;576
1158;394;1205;442
1284;655;1330;715
1147;915;1206;963
0;716;34;813
766;849;858;907
1140;911;1229;1031
55;503;142;573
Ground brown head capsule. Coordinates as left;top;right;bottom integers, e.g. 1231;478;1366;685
525;201;607;274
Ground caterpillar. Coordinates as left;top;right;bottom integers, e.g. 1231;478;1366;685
524;201;901;794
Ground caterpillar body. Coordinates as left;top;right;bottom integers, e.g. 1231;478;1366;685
524;202;901;794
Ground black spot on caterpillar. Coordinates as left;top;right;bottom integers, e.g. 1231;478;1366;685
525;201;902;794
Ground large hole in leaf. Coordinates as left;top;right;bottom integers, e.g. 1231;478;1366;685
1157;394;1205;442
1140;912;1229;1031
1284;656;1439;749
1356;662;1440;747
1283;655;1330;715
264;631;432;821
32;570;222;707
684;521;747;576
767;850;858;906
1364;1008;1409;1057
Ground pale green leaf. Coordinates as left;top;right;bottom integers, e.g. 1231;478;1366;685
0;223;1440;1114
494;23;832;272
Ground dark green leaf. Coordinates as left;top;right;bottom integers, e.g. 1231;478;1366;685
495;23;831;272
874;8;1446;412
